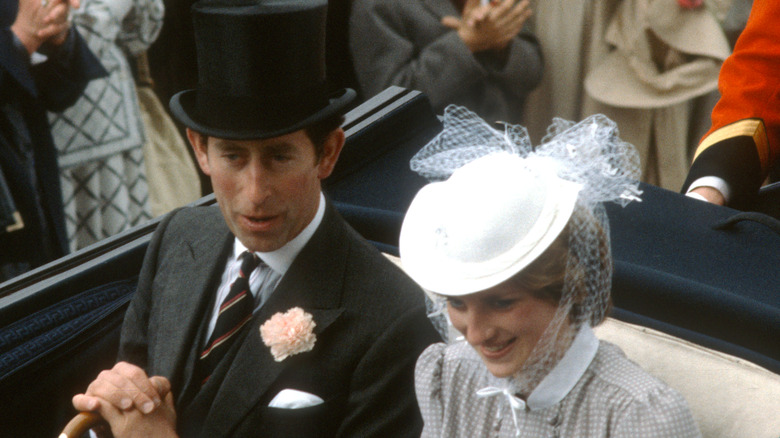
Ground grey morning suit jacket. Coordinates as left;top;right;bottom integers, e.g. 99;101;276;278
117;200;441;437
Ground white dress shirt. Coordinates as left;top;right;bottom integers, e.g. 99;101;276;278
204;193;326;343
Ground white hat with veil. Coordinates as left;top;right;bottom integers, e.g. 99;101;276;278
400;105;642;412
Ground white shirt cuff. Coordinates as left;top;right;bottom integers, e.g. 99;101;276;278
686;192;709;202
686;176;731;203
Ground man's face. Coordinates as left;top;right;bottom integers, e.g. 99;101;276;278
189;128;344;252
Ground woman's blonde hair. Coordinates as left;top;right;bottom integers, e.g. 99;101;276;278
508;207;612;326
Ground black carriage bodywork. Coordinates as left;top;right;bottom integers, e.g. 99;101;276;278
1;87;778;437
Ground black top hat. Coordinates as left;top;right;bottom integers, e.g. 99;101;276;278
170;0;356;140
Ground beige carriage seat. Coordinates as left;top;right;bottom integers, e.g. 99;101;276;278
593;318;780;438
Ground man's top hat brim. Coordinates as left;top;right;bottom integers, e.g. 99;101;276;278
170;87;356;140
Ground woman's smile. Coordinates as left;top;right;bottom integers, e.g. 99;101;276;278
479;337;517;361
447;284;560;378
481;338;516;354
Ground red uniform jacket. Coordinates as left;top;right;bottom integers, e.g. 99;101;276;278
683;1;780;207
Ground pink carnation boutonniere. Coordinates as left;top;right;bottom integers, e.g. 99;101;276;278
677;0;703;9
260;307;317;362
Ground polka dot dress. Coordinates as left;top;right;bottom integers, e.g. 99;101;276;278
415;341;701;438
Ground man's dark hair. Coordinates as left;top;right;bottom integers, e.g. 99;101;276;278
191;113;345;161
305;114;345;161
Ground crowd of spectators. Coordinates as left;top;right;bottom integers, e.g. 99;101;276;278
0;0;197;282
2;0;763;284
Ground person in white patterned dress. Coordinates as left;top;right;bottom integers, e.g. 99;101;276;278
48;0;163;250
399;105;701;437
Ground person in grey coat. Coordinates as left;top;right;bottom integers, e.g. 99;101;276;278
349;0;543;124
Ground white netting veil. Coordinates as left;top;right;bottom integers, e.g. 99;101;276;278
405;105;642;407
410;106;532;181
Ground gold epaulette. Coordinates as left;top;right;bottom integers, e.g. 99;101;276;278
693;119;769;170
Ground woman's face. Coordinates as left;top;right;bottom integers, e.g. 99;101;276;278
447;282;560;378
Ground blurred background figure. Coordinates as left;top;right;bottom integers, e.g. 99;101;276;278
145;0;210;195
524;0;734;191
0;0;105;281
46;0;164;251
133;49;201;219
349;0;543;125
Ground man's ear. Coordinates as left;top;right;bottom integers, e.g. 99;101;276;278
186;128;212;176
317;128;345;180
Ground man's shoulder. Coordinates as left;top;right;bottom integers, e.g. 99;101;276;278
342;243;428;320
150;205;228;255
300;203;427;312
161;205;225;234
340;225;418;288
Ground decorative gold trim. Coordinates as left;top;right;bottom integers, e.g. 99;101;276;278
5;211;24;232
692;119;768;167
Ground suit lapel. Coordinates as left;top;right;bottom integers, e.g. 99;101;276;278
155;211;233;396
200;202;351;437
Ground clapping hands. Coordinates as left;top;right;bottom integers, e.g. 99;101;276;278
11;0;80;54
442;0;533;53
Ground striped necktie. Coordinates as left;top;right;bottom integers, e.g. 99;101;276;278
198;251;260;386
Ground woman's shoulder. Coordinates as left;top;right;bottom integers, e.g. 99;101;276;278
415;342;506;437
417;342;482;380
415;342;492;403
591;341;682;399
580;341;700;436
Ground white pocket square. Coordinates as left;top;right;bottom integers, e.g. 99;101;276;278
268;389;324;409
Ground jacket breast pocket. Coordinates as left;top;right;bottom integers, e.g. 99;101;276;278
236;394;347;437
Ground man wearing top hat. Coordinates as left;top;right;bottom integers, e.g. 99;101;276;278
71;0;441;436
